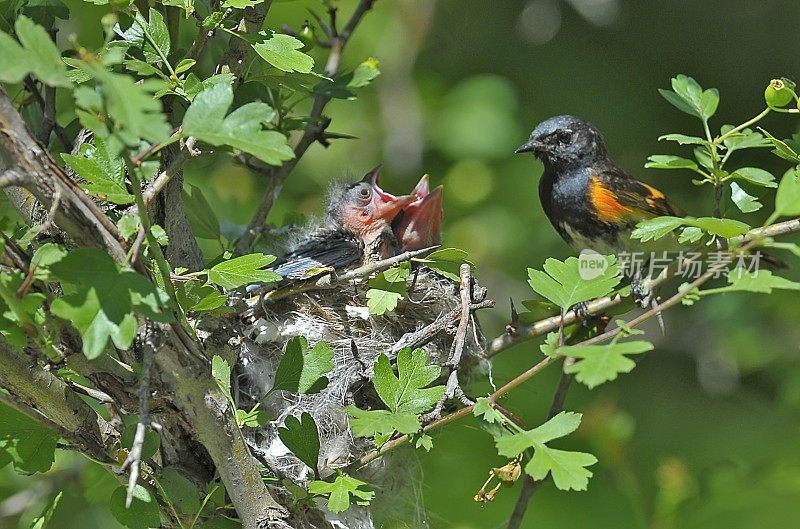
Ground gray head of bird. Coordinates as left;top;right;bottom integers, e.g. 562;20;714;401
515;115;611;168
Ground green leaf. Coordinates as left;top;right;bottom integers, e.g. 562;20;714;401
178;282;228;312
208;253;281;289
759;128;800;163
235;408;271;427
158;467;201;515
526;445;597;491
30;491;62;529
346;406;420;439
61;138;133;205
174;58;195;74
721;126;772;151
657;134;709;146
632;216;684;242
109;485;161;529
725;268;800;294
689;217;751;238
183;83;294;166
278;413;320;472
540;331;560;357
271;336;334;394
48;248;172;358
366;263;409;314
659;74;718;120
775;167;800;216
373;349;445;415
211;355;231;389
313;58;381;99
308;473;375;514
0;401;58;474
182;184;221;240
244;32;314;73
0;16;71;87
473;397;510;426
561;340;654;388
113;9;170;64
526;255;621;310
644;155;699;171
677;226;704;244
729;182;761;213
221;0;264;8
730;167;777;188
413;248;473;281
495;412;597;491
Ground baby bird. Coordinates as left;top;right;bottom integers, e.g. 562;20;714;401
393;174;444;252
271;165;415;280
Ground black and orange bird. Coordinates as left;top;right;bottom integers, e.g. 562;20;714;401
393;174;443;252
271;165;416;280
515;115;686;299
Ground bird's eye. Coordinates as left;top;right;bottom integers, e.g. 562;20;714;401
357;184;372;202
558;131;573;145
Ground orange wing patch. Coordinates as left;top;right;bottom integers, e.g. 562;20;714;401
588;176;632;223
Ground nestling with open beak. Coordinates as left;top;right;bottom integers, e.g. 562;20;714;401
392;174;444;252
270;165;416;280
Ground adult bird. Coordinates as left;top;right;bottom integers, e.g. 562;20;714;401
516;115;684;256
270;165;416;280
393;174;443;252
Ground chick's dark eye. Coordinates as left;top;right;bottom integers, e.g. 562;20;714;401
558;131;573;145
357;185;372;201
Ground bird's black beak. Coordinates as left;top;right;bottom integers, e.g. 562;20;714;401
515;139;542;154
361;164;383;185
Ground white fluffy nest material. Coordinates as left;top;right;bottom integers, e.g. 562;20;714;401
234;269;489;528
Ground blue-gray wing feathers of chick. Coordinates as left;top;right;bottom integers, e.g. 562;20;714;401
270;228;364;280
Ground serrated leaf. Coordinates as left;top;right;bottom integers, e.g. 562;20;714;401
346;406;420;439
645;155;698;171
759;128;800;163
178;282;228;313
677;226;703;244
472;397;509;426
729;181;761;213
373;349;445;415
110;485;160;529
313;58;381;99
561;340;653;388
61;137;133;205
413;248;473;281
158;467;201;515
366;264;409;314
730;167;777;188
113;9;170;64
725;268;800;294
527;255;620;310
540;331;559;357
496;412;583;457
236;408;271;427
244;32;314;73
631;216;685;242
658;134;709;146
0;16;71;87
278;413;320;472
775;167;800;216
721;126;772;151
272;336;334;394
222;0;264;7
308;473;374;514
208;253;281;289
660;74;718;120
48;248;172;358
183;83;294;166
211;355;231;388
0;401;58;474
689;217;750;238
525;445;597;491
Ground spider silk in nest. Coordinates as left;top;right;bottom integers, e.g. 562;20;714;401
234;170;490;528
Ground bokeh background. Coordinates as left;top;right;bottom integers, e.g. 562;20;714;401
3;0;800;528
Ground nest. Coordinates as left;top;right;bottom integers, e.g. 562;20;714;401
233;266;491;529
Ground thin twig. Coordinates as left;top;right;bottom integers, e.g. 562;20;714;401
120;332;156;508
260;246;435;302
140;146;194;208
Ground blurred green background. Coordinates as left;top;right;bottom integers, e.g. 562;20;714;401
3;0;800;528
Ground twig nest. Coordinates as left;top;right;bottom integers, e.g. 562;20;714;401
235;265;489;528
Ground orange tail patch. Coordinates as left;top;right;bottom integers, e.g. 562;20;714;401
588;176;631;223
